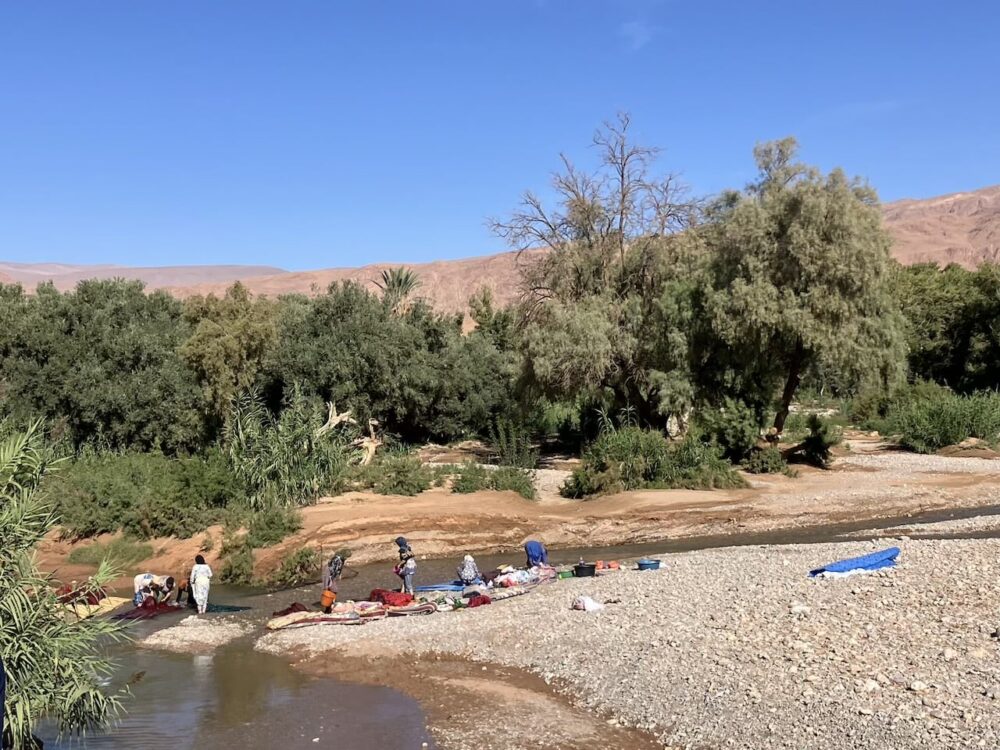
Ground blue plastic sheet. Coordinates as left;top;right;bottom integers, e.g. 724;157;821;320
809;547;900;577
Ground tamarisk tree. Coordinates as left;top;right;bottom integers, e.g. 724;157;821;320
701;138;904;437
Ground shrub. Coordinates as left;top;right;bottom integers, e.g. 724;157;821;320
218;536;255;585
358;451;432;496
698;398;762;462
451;462;491;493
562;428;745;498
226;385;352;509
52;450;239;540
742;446;788;474
67;538;154;567
268;548;321;589
488;418;538;468
244;506;303;548
795;415;842;468
888;390;1000;454
489;466;536;500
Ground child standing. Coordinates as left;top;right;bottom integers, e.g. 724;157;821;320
393;536;416;595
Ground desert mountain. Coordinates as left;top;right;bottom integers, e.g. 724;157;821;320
882;184;1000;267
2;185;998;313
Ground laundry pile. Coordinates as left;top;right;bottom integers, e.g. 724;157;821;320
265;563;561;631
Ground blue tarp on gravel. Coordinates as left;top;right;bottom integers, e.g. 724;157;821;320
809;547;900;577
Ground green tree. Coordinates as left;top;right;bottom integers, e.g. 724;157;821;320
0;421;126;749
180;283;278;430
700;137;905;437
492;114;704;430
0;280;208;453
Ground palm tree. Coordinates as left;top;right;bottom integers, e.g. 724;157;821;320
0;421;126;749
374;267;421;313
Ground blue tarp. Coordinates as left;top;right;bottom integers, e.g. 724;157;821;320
809;546;900;577
414;582;464;592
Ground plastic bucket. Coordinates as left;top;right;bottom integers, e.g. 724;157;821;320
636;559;661;571
320;589;337;608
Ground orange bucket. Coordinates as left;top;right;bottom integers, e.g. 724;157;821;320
320;589;337;608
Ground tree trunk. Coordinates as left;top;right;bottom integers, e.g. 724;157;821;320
771;340;806;440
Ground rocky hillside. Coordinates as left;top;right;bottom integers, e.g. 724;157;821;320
3;185;998;312
883;184;1000;267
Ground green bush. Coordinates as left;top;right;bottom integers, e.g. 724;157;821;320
226;386;352;510
888;390;1000;454
795;415;842;467
488;418;538;468
562;428;745;498
451;462;491;493
244;506;303;548
67;538;154;567
742;446;788;474
218;536;255;585
698;398;762;462
358;451;432;496
268;548;321;589
489;466;536;500
52;450;239;540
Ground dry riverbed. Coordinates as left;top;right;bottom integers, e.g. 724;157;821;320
259;537;1000;750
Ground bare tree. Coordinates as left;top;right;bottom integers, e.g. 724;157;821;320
490;113;700;310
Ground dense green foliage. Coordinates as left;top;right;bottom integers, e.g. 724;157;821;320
742;446;789;475
51;450;238;540
5;119;999;549
888;391;1000;454
450;462;536;500
792;415;843;468
225;386;351;510
562;427;745;498
355;451;433;496
0;423;126;748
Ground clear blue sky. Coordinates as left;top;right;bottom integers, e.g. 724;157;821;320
2;1;997;270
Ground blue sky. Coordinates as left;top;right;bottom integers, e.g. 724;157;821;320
1;1;997;269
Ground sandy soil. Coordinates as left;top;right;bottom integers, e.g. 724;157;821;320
39;440;1000;589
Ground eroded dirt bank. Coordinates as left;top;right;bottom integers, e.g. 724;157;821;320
39;442;1000;588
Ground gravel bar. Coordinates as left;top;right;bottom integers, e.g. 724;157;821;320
259;538;1000;749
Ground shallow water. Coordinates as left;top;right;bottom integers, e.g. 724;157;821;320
39;502;1000;749
39;587;435;750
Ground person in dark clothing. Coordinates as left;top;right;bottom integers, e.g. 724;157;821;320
393;537;416;595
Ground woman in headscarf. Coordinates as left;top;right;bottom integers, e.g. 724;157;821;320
456;554;481;586
322;549;349;613
189;555;213;615
393;536;416;595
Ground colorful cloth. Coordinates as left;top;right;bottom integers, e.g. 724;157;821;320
369;589;414;607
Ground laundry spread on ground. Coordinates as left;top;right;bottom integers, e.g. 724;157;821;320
809;547;900;578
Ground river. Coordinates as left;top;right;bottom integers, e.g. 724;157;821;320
38;502;1000;749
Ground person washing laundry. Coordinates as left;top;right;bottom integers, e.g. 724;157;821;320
322;549;350;613
456;554;482;586
524;540;548;567
393;536;416;595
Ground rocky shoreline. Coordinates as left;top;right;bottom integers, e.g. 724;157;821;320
257;536;1000;749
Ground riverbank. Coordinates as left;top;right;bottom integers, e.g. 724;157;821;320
37;441;1000;588
258;536;1000;750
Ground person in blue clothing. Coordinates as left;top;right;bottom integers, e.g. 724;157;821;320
524;540;548;567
